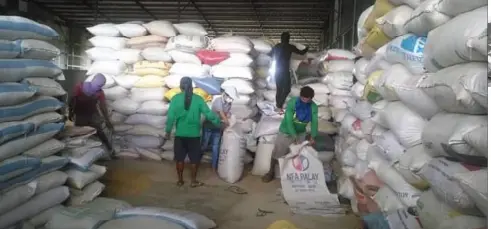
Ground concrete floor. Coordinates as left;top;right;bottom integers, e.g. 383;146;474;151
100;159;361;229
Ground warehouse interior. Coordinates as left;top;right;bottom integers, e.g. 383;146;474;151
0;0;371;70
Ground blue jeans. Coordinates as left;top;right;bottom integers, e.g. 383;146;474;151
201;128;222;169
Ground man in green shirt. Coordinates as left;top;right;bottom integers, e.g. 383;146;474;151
164;77;221;188
262;86;318;183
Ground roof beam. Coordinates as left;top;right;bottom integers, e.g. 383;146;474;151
27;0;75;26
82;0;113;23
134;0;157;20
189;0;217;35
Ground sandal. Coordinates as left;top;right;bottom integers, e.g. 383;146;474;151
176;180;184;187
226;186;248;195
190;181;204;188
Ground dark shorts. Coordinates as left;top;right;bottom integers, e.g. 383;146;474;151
174;136;202;163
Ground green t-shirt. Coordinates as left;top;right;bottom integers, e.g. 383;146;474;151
279;97;319;138
165;93;221;137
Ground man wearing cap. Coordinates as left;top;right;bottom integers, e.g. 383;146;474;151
201;86;239;171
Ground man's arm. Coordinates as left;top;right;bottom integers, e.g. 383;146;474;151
290;44;309;55
212;98;229;125
98;93;112;128
200;97;221;126
165;97;177;134
310;104;319;139
284;98;297;136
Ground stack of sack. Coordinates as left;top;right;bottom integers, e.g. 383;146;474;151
57;125;108;207
0;16;71;229
337;0;488;228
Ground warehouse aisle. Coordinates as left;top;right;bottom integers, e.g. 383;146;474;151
100;159;361;229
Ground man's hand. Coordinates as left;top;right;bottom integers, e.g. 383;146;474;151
308;137;315;146
163;132;170;140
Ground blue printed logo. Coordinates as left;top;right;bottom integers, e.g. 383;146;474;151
400;35;427;54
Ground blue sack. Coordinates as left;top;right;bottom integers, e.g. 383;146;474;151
0;121;35;145
0;82;37;106
0;156;41;182
192;77;224;95
0;96;64;123
0;16;59;40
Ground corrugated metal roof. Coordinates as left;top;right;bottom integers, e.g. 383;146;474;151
29;0;334;50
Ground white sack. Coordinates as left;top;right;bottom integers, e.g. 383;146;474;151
125;114;166;128
221;78;254;94
350;82;364;100
253;115;283;138
141;47;172;62
111;98;140;115
169;63;209;77
431;0;487;16
417;190;486;229
418;62;487;114
375;64;415;101
251;137;275;176
279;142;342;215
321;73;352;90
210;36;252;54
218;118;246;183
126;135;164;149
68;148;105;171
386;34;426;74
353;58;369;84
324;60;355;73
68;181;105;206
103;86;129;101
86;47;118;61
373;130;407;164
130;87;166;102
116;49;142;64
113;75;140;89
376;5;413;38
0;186;69;229
388;0;422;8
463;126;487;157
357;6;374;41
115;23;147;38
395;144;432;189
329;96;355;109
169;50;201;65
173;23;207;36
165;35;207;52
422;113;487;162
89;36;127;50
404;0;451;36
87;61;127;76
420;158;482;215
251;39;273;54
211;65;254;80
219;53;253;67
137;100;169;116
66;164;106;189
393;74;440;120
87;24;120;37
373;186;406;212
143;20;176;37
453;169;488;216
423;7;487;72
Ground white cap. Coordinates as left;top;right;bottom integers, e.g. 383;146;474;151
222;86;239;100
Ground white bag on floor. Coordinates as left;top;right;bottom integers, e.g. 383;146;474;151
143;20;177;37
115;23;147;38
126;135;164;149
218;118;246;184
211;66;254;80
0;186;69;229
141;47;172;62
111;98;140;115
404;0;451;36
87;24;120;37
376;5;413;38
66;165;106;189
125;114;166;128
130;87;166;102
386;35;426;74
420;158;481;215
89;36;128;50
137;100;169;116
169;63;209;77
453;169;488;216
417;191;486;229
103;86;129;101
279;142;343;216
173;23;207;36
221;78;254;94
68;181;105;206
423;7;487;72
116;49;142;64
251;136;275;176
113;75;140;89
87;61;127;76
169;50;201;65
418;62;487;114
86;47;118;61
